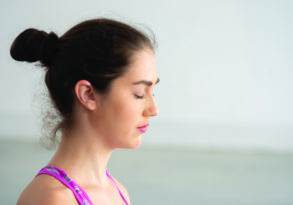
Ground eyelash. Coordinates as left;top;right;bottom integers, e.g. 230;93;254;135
134;93;155;99
134;94;145;99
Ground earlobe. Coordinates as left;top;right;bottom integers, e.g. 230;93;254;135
74;80;97;111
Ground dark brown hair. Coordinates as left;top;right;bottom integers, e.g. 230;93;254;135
10;18;157;146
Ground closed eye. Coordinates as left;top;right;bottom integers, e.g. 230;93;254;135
134;94;144;99
134;92;156;99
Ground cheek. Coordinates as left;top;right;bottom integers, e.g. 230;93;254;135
105;100;142;148
103;92;142;132
113;99;141;124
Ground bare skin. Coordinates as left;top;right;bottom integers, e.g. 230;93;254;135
17;48;159;205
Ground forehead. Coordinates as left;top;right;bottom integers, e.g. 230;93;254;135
121;49;157;83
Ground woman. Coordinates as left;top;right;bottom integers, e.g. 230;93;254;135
10;18;159;205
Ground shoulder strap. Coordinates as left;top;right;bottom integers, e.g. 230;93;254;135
36;165;93;205
106;170;129;205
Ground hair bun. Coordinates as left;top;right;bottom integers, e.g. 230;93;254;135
10;28;59;66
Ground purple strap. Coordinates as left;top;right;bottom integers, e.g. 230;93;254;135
106;170;129;205
37;165;93;205
36;165;129;205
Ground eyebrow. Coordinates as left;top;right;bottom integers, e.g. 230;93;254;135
132;78;160;86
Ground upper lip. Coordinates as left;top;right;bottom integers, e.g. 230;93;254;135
137;123;149;128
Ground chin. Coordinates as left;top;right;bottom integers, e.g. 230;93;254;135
115;133;143;149
127;136;142;149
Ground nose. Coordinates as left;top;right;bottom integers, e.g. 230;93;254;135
143;96;159;117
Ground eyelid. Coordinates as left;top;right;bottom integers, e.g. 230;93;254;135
134;92;156;100
133;88;156;99
134;94;145;99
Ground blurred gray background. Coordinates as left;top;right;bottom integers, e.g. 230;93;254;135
1;0;292;204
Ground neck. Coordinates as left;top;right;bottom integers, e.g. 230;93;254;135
48;127;113;188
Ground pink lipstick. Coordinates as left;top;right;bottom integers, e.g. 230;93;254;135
137;124;149;133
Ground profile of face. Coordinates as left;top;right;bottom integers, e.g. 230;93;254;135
77;48;159;149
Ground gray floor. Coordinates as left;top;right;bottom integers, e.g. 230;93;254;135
0;140;292;205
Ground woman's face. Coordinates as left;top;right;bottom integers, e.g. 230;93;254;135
95;48;159;149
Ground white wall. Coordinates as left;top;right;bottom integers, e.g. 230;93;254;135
1;0;293;151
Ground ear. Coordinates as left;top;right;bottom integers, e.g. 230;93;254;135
74;80;100;111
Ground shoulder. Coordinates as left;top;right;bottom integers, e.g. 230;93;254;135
17;174;77;205
110;175;131;205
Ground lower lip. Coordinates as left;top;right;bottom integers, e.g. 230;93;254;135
137;126;148;133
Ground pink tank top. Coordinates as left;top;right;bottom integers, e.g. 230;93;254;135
36;165;129;205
